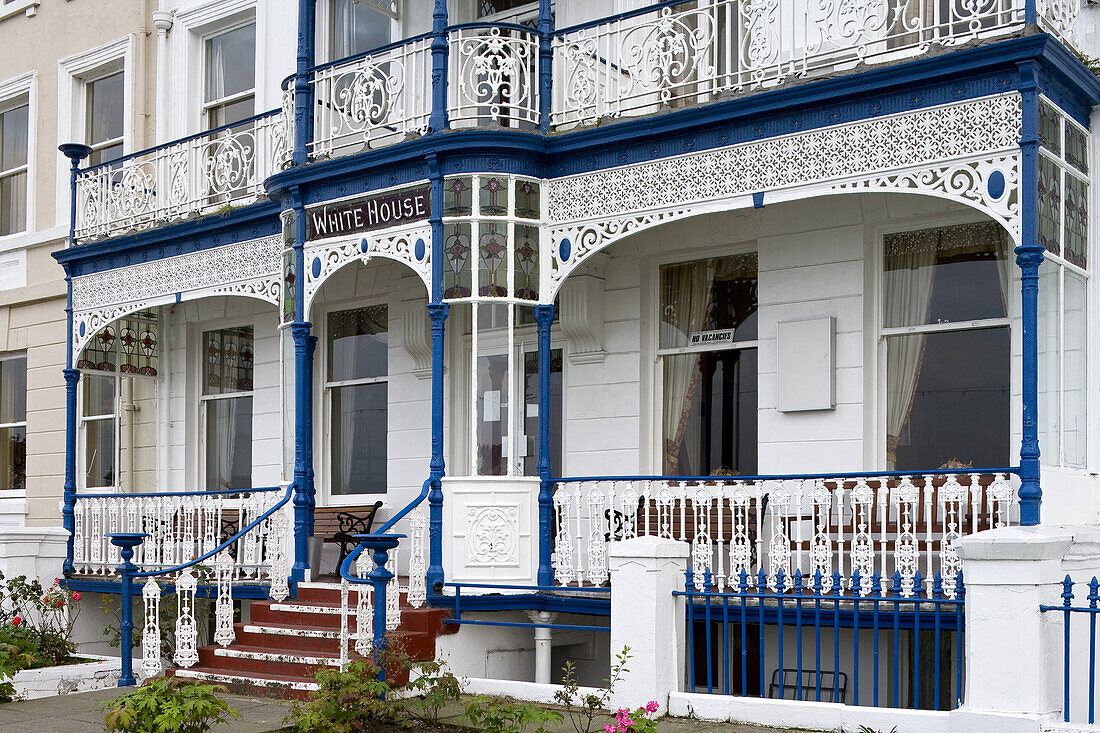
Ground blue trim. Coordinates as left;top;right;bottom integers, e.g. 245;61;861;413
537;0;553;134
554;467;1020;484
426;157;448;592
1017;61;1043;526
534;304;555;586
62;578;275;600
430;591;611;616
555;0;693;36
752;191;765;209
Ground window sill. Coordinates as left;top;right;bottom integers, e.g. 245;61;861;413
0;0;39;21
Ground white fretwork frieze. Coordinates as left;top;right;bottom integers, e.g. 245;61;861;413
545;93;1022;296
71;235;282;355
304;222;432;311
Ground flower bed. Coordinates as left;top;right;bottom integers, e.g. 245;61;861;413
1;573;86;701
10;654;121;700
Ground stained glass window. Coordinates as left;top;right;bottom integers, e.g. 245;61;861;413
77;324;117;372
443;223;472;298
1065;174;1088;270
479;177;507;216
78;311;159;376
514;180;539;220
203;326;255;395
283;248;296;323
1038;155;1061;256
478;222;508;296
1039;101;1061;156
1065;122;1088;175
444;177;472;216
514;224;539;300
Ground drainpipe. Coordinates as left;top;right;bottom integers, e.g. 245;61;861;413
151;10;173;144
1017;61;1043;526
293;0;316;166
528;610;556;684
59;143;93;575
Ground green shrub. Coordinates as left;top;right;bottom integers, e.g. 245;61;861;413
101;677;240;733
463;696;563;733
287;659;402;733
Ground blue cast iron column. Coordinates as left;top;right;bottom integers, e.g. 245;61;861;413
534;304;556;586
426;162;449;594
293;0;316;166
1017;62;1043;526
288;186;316;580
58;142;91;576
1025;0;1037;24
428;0;449;133
537;0;553;134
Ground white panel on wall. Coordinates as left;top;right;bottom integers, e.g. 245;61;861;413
0;250;26;291
776;317;835;412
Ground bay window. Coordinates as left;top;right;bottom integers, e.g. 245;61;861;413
882;221;1012;471
202;326;254;491
0;355;26;492
659;253;758;476
326;305;388;497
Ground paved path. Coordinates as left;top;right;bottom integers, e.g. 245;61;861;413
0;688;824;733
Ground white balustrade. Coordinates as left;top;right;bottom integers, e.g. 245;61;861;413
552;0;1027;129
74;110;292;242
310;37;431;160
551;472;1017;597
448;25;540;129
1037;0;1084;51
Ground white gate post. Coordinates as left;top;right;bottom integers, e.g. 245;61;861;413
608;536;690;714
955;525;1073;731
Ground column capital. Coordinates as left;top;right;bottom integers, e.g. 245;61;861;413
1015;241;1046;270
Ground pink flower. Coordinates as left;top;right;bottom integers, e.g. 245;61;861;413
645;701;660;713
605;726;616;733
11;616;20;626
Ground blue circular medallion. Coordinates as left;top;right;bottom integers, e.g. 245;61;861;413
987;170;1006;200
414;238;426;262
558;238;572;263
79;322;85;338
360;238;370;254
311;257;321;278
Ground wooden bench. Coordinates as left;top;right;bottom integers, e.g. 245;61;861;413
314;503;384;574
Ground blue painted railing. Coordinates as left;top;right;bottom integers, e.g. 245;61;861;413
676;568;965;710
447;582;611;634
1040;576;1100;724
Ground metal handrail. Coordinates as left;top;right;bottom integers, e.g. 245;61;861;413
553;467;1021;485
75;485;281;500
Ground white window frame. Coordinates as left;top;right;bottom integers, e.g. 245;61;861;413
83;69;126;165
649;247;760;478
873;212;1018;472
0;352;27;494
201;20;258;130
317;0;401;64
476;0;540;24
76;372;120;493
319;299;391;506
0;71;33;241
198;322;256;492
57;36;133;227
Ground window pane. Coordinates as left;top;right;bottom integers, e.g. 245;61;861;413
87;72;124;148
207;96;255;129
0;170;27;235
521;348;562;476
205;24;256;103
1038;155;1061;256
330;382;387;494
84;418;116;489
0;356;26;424
0;425;25;491
89;142;124;168
82;373;116;418
477;350;509;476
0;103;28;171
1038;265;1060;467
1064;271;1087;468
663;349;757;476
203;327;254;396
205;396;253;491
328;305;388;382
883;221;1009;327
331;0;392;59
660;254;758;349
887;328;1010;471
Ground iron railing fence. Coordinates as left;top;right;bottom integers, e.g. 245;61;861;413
1041;575;1100;725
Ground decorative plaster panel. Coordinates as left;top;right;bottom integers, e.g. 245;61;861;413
71;235;281;355
545;93;1022;297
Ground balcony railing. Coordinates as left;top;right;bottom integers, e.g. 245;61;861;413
74;109;292;242
71;0;1085;243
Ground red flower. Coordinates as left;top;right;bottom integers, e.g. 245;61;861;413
11;616;20;626
72;592;82;601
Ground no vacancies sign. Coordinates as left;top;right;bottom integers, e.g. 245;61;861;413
307;185;430;241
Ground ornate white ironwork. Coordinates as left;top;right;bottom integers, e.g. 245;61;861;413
385;553;401;632
303;221;432;311
311;37;431;160
268;504;291;602
545;94;1022;297
70;235;282;358
406;504;428;608
1037;0;1083;51
354;553;373;658
173;568;199;668
466;505;520;566
552;472;1018;594
74;111;290;242
553;0;1025;129
214;552;235;647
449;26;539;128
339;578;351;669
140;578;162;679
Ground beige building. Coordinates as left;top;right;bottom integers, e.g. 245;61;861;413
0;0;153;577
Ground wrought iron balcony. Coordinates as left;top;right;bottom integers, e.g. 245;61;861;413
70;0;1085;243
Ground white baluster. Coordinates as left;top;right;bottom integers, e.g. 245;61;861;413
585;483;609;585
894;476;920;598
355;552;372;657
406;505;427;608
214;552;235;647
268;503;290;602
849;479;875;596
810;480;833;591
386;551;400;632
73;499;86;574
173;568;199;668
339;578;350;670
141;578;163;679
552;487;575;585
